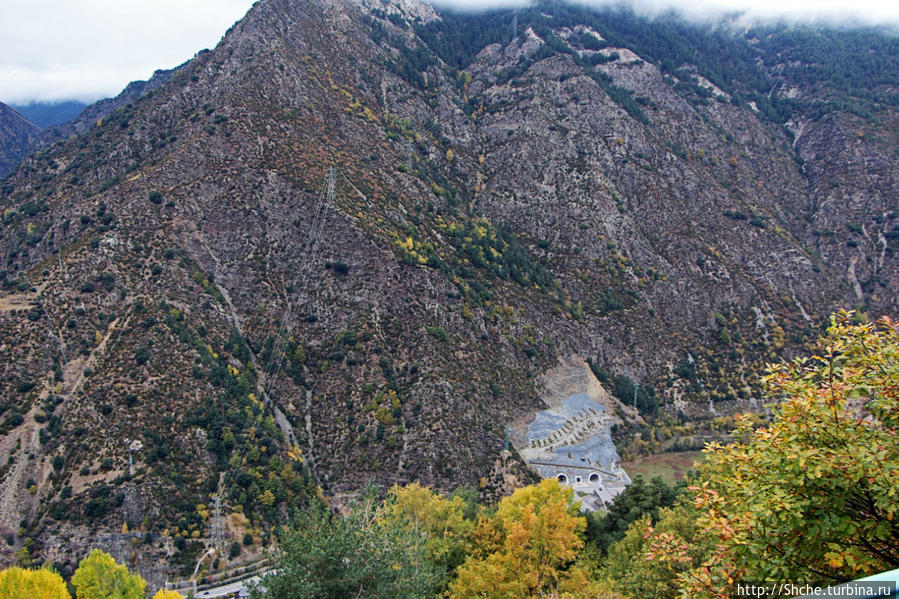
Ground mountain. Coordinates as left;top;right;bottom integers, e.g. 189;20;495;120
9;101;88;129
0;103;41;178
1;66;186;177
0;0;897;584
34;65;186;152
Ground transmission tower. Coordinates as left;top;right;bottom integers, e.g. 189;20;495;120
404;140;414;171
326;165;336;202
632;383;640;433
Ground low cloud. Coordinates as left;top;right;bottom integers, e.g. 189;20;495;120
0;0;255;104
433;0;899;24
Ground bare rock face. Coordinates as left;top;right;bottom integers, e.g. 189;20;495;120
0;0;897;581
0;103;41;178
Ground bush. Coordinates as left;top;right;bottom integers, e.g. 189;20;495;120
16;381;35;394
229;541;241;559
425;326;448;341
84;498;111;518
134;347;151;365
148;191;163;205
327;261;350;274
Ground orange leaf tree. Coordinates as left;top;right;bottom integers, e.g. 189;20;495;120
683;313;899;592
449;478;599;598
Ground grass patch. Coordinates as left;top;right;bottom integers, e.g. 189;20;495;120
621;450;705;486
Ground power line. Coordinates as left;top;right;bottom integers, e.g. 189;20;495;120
210;167;337;542
261;166;334;386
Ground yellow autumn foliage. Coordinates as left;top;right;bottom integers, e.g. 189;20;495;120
0;566;70;599
449;479;598;599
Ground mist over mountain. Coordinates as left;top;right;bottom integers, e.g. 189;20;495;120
0;0;897;586
9;102;87;130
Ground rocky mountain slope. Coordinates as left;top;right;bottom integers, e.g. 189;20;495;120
0;0;897;583
0;103;41;178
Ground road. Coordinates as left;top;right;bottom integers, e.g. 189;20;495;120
192;573;264;598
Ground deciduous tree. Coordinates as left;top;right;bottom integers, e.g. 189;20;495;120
379;482;477;578
254;492;440;599
72;549;145;599
0;566;70;599
450;479;598;599
692;313;899;587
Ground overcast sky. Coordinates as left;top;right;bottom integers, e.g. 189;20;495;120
2;0;898;105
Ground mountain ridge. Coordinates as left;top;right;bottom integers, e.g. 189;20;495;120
0;0;896;583
0;103;41;179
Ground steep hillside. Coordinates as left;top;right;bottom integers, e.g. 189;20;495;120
0;103;41;178
0;0;897;583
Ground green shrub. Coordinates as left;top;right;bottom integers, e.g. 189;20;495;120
426;326;448;341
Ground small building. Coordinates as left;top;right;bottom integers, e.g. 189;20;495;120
531;460;631;511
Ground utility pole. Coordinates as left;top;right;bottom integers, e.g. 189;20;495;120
633;382;640;435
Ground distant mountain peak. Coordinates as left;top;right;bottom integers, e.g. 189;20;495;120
0;101;41;178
